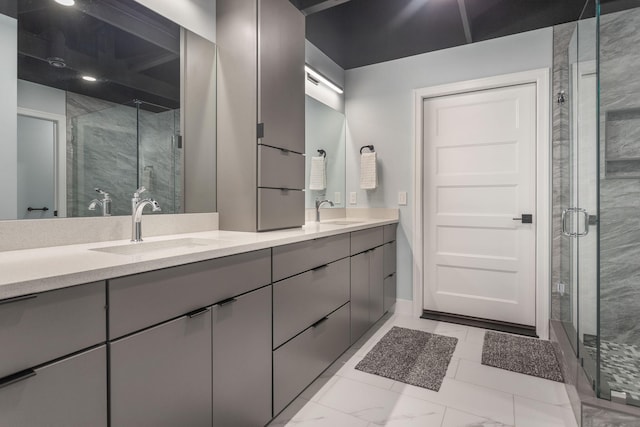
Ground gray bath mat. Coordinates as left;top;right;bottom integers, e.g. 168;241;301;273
482;331;564;382
355;326;458;391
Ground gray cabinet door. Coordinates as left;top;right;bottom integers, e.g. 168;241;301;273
384;274;397;314
110;312;212;427
212;285;272;426
259;0;305;154
258;188;305;231
370;247;385;324
351;227;384;255
0;345;107;427
0;281;106;379
383;241;397;278
272;233;350;281
258;145;305;190
350;251;370;344
273;258;350;348
273;303;350;415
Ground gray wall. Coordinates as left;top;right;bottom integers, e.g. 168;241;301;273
344;27;554;301
0;13;17;220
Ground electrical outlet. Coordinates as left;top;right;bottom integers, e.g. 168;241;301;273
398;191;407;205
349;192;357;205
334;192;341;204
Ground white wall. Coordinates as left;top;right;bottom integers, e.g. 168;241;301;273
17;80;66;115
134;0;216;43
0;14;17;220
345;28;554;301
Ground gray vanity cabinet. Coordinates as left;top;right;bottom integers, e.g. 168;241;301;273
350;227;385;344
110;310;213;427
212;285;272;427
0;345;107;427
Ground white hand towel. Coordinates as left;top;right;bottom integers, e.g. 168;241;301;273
309;156;326;190
360;152;377;190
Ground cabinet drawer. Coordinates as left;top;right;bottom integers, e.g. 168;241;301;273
273;233;350;281
383;224;397;244
273;258;350;348
257;188;305;231
0;281;106;379
110;312;212;427
109;249;270;339
384;274;397;314
350;227;384;255
258;145;304;190
273;303;350;415
0;345;107;427
383;241;397;278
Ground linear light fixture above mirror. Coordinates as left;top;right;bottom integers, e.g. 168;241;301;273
305;65;343;94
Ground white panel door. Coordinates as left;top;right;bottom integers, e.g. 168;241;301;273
423;83;537;326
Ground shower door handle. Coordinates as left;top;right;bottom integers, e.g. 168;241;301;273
576;208;589;237
562;208;590;237
562;208;575;237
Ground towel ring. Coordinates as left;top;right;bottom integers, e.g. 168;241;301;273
360;145;375;154
317;149;327;158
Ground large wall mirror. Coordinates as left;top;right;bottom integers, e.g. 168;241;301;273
0;0;216;220
305;95;346;209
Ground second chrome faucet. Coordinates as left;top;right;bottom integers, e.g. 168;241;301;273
131;186;161;242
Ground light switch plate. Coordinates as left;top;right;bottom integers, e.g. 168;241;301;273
349;192;357;205
334;192;341;204
398;191;407;205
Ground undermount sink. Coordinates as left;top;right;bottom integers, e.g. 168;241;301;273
90;238;222;255
322;220;365;225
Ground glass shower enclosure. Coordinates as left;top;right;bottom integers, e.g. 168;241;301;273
68;98;182;217
555;0;640;410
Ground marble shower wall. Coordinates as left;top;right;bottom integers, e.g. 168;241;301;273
599;7;640;346
66;92;182;217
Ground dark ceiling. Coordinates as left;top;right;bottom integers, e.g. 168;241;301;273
294;0;591;69
15;0;180;110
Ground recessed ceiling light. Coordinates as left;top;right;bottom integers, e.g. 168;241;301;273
82;75;97;82
55;0;75;6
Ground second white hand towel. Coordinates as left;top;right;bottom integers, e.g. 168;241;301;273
309;156;326;190
360;152;377;190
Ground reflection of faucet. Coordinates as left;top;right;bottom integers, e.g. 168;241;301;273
131;191;161;242
88;188;112;216
315;199;334;222
131;186;146;214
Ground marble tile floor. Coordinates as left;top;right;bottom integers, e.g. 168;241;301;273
269;313;578;427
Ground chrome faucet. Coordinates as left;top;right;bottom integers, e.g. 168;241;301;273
88;188;112;216
131;186;146;214
131;190;161;242
315;199;334;222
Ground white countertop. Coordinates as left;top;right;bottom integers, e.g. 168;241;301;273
0;218;397;300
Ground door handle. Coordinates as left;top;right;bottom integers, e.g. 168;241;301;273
561;208;590;237
576;208;589;237
0;369;36;390
512;214;533;224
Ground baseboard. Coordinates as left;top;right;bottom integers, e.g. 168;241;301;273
394;298;413;315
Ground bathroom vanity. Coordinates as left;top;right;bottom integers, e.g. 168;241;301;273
0;219;397;427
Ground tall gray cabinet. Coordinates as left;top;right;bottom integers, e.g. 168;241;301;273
217;0;305;231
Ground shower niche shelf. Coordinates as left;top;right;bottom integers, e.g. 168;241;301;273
605;107;640;179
